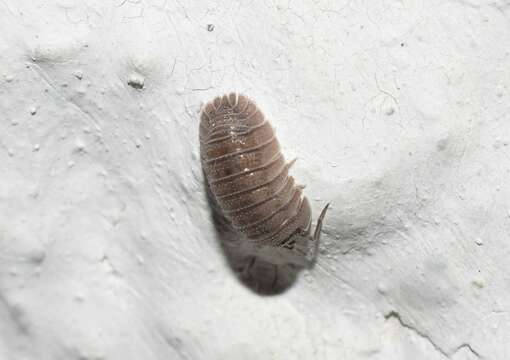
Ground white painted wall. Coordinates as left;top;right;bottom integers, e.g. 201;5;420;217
1;1;509;359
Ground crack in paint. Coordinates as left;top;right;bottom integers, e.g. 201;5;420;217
385;311;482;359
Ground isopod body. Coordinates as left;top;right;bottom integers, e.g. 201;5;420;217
200;93;328;266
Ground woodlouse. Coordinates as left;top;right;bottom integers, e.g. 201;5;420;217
200;93;329;266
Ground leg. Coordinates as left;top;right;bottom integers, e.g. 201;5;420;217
313;203;330;241
271;264;279;289
241;256;256;279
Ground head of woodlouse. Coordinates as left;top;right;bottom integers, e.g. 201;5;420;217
267;202;330;267
284;231;318;266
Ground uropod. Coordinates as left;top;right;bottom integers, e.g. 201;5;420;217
200;93;329;267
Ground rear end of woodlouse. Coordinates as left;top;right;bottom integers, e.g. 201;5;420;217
200;93;329;267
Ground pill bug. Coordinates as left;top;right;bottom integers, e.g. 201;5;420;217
200;93;329;266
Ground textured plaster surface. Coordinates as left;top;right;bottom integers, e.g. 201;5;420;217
1;0;510;359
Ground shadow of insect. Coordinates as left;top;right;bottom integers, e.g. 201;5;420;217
203;177;301;295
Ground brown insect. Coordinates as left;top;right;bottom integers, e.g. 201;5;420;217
200;93;329;266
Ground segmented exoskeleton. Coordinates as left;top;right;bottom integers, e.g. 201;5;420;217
200;93;329;266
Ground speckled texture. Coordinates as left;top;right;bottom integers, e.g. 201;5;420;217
1;1;509;359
